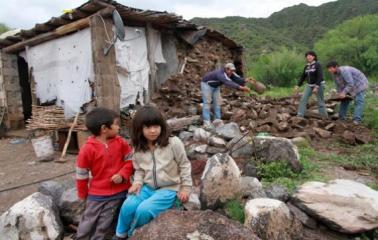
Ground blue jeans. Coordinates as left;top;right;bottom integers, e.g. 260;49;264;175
115;185;176;237
297;84;327;117
339;90;365;123
201;81;221;121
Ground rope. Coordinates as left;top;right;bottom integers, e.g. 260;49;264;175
0;170;75;194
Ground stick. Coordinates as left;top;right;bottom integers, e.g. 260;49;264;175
56;112;80;163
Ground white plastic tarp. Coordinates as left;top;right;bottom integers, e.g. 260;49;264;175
25;28;93;118
116;27;149;108
115;26;165;109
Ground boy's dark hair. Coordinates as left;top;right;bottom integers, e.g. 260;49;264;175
85;107;119;136
326;61;339;68
131;105;170;152
305;50;317;61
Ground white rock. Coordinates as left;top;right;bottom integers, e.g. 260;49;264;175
244;198;303;240
199;153;241;209
0;192;63;240
193;128;211;142
183;193;201;211
239;177;263;198
194;144;208;154
207;136;226;148
292;179;378;234
215;122;241;140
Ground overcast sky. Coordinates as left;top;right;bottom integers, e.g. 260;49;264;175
0;0;336;29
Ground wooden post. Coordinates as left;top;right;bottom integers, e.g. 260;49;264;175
90;14;120;111
146;23;157;103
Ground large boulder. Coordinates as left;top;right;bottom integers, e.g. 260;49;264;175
291;179;378;234
200;153;241;209
253;136;302;172
0;192;63;240
215;122;241;140
244;198;303;240
131;210;260;240
227;136;302;173
58;188;85;225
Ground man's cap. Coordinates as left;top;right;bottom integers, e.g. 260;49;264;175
224;63;236;71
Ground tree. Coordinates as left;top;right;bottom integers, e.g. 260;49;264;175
0;23;10;35
315;14;378;76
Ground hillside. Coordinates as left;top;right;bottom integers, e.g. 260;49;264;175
191;0;378;61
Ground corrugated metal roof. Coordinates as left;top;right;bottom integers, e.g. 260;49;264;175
0;0;242;52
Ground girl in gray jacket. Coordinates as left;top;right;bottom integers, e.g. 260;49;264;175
114;105;192;239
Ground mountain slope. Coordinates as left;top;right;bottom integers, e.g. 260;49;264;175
191;0;378;60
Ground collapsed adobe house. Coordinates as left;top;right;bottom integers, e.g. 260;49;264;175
0;0;243;135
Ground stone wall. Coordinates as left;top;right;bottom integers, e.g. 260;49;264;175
0;51;24;129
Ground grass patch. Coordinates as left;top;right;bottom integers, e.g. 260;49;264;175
256;144;329;192
224;200;245;223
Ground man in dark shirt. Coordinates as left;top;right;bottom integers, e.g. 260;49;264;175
201;63;250;128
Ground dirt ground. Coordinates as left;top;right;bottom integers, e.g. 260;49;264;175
0;136;76;215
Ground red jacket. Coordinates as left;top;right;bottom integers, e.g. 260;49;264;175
76;135;134;199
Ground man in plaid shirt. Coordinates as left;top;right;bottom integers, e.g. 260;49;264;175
327;61;369;124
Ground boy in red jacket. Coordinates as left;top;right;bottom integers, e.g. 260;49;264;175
76;107;134;239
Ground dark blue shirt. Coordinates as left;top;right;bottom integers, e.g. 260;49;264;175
202;69;245;89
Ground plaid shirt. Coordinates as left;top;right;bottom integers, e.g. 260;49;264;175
332;66;368;96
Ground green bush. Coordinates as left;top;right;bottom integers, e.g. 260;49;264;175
0;23;10;35
250;48;303;87
315;14;378;76
224;200;245;223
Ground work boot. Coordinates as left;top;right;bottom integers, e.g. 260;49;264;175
203;120;214;131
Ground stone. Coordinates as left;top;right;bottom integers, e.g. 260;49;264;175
58;188;85;225
314;127;332;138
290;116;308;128
243;162;258;178
264;184;289;202
183;193;201;211
131;210;259;240
254;136;303;173
188;125;199;132
291;179;378;234
256;124;271;133
178;131;193;141
193;128;211;142
200;153;241;210
0;192;63;240
355;133;372;144
277;121;289;131
206;146;227;154
227;135;253;159
341;130;356;145
38;180;66;204
231;109;246;123
277;113;291;122
324;123;336;131
244;198;303;240
207;136;227;148
194;144;208;154
215;122;241;140
239;177;263;198
287;202;317;229
186;144;207;160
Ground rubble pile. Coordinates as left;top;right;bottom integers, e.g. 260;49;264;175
152;38;373;145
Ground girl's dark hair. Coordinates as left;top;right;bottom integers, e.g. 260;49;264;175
85;107;119;136
131;105;170;152
305;50;317;61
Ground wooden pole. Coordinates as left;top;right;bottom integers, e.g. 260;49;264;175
56;112;80;163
